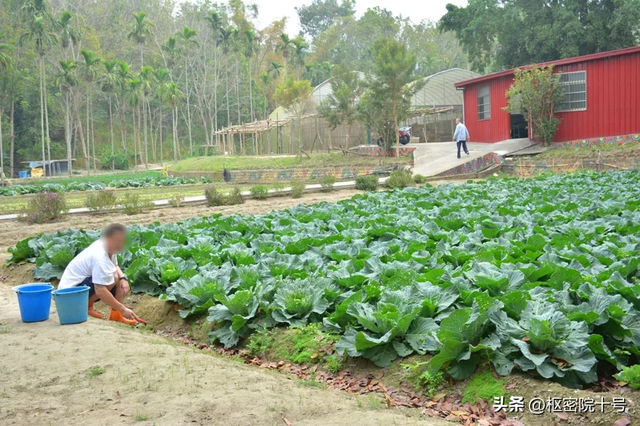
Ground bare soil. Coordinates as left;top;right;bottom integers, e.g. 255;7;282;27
0;279;452;426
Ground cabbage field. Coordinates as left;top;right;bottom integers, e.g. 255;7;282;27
0;176;211;196
9;170;640;389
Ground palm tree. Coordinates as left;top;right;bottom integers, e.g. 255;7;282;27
219;27;237;129
244;29;258;122
128;11;154;70
277;33;293;79
161;36;178;68
58;11;80;58
20;14;58;176
126;77;143;167
161;82;184;162
101;60;119;169
291;36;308;78
205;12;223;150
80;49;101;172
0;41;14;184
116;61;133;152
139;65;155;168
54;59;78;176
153;68;171;164
177;26;198;157
269;61;283;80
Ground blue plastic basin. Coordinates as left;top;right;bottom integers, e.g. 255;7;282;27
13;284;53;323
52;287;89;325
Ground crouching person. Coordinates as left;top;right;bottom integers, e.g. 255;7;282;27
58;223;145;325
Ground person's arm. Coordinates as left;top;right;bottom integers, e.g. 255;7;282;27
453;125;459;141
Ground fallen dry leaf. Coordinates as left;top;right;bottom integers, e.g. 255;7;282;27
283;418;292;426
556;412;569;421
432;393;448;401
506;381;518;390
613;417;631;426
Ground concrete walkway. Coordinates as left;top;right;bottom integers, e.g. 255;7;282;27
411;139;537;177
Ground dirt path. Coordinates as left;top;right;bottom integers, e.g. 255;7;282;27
0;284;450;426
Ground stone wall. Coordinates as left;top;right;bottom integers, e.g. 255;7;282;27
171;165;393;184
555;133;640;149
503;157;640;176
436;152;505;177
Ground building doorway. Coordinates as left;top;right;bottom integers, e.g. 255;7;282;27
510;114;528;139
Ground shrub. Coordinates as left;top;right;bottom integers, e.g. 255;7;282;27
226;187;245;205
85;190;118;212
21;191;67;224
414;174;427;184
387;169;414;189
320;175;336;192
99;151;130;170
271;182;285;193
168;195;184;208
290;180;305;199
250;185;269;200
122;193;153;215
355;175;379;191
205;186;226;207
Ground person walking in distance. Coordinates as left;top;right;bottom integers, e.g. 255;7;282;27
453;118;470;159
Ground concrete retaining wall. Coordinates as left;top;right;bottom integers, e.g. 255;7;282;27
171;165;394;184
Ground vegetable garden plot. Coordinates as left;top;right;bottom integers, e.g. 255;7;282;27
9;171;640;388
0;176;212;196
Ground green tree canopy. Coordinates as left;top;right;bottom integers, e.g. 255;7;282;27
296;0;355;39
441;0;640;72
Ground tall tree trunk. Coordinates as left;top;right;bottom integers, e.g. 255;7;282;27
0;103;4;184
137;105;143;166
73;97;88;170
132;108;138;167
65;93;72;176
43;61;52;172
108;95;115;169
91;96;97;171
143;98;149;169
185;56;193;157
159;108;163;166
225;60;231;128
121;102;128;150
86;91;92;174
39;57;46;176
173;107;178;162
393;101;400;157
10;99;15;178
235;58;241;126
249;59;254;122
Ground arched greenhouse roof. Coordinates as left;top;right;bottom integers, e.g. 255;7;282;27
411;68;481;108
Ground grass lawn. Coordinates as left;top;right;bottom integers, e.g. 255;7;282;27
13;170;162;187
538;142;640;160
170;153;411;173
0;183;250;214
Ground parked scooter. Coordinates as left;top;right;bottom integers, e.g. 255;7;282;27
377;126;412;147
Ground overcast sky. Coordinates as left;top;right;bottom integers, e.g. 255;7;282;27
177;0;468;33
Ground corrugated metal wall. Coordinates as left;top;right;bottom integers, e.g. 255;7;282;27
554;53;640;142
462;51;640;143
462;75;512;143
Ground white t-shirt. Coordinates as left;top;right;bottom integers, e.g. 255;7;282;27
59;239;118;289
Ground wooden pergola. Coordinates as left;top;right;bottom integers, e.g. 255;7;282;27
205;106;456;155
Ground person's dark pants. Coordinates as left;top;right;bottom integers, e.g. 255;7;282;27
80;276;116;302
457;140;469;158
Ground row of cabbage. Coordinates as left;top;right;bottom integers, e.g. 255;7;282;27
9;170;640;388
0;176;211;196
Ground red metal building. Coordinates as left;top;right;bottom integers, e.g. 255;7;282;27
455;46;640;144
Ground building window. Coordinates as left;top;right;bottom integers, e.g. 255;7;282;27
477;86;491;120
557;71;587;112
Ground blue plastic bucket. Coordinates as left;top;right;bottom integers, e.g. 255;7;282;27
52;287;89;325
13;284;53;323
18;171;29;178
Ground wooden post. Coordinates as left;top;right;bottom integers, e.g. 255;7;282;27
242;131;246;155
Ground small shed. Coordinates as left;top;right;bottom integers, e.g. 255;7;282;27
23;159;74;177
